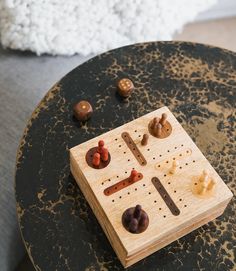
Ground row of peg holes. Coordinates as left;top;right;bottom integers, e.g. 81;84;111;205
116;135;186;163
110;186;187;218
115;134;139;162
157;160;196;170
101;168;137;186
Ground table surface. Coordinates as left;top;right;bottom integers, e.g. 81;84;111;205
15;42;236;271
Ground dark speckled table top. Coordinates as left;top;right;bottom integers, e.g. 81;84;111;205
15;42;236;271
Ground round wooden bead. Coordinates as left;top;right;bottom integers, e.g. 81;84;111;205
117;78;134;97
73;100;93;121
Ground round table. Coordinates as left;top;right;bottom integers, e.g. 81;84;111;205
15;42;236;271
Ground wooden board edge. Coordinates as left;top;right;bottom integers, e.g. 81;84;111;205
70;151;128;264
124;198;231;267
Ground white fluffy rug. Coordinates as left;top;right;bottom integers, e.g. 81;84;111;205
0;0;217;56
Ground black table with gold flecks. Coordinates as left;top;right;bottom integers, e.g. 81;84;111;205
15;42;236;271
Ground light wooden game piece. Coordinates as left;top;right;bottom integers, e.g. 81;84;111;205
199;170;209;183
169;160;179;174
92;152;100;167
207;179;216;191
160;113;167;126
141;134;149;146
70;106;233;267
199;183;208;195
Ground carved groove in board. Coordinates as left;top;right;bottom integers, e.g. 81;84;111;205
121;132;147;166
104;173;143;196
151;177;180;216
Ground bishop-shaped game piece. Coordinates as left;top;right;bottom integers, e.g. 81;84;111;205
160;113;168;126
141;134;149;146
169;160;179;174
92;152;100;167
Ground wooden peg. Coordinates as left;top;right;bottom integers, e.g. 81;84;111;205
207;179;216;191
156;123;162;137
92;152;100;167
97;140;105;154
134;205;142;219
169;160;179;174
199;170;209;183
139;212;148;228
101;148;109;162
141;134;149;146
199;183;207;195
151;117;159;130
129;218;138;233
130;169;138;182
160;113;167;126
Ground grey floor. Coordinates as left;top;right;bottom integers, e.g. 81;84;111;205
0;45;90;271
0;16;235;271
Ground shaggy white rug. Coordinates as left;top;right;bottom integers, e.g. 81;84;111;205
0;0;217;56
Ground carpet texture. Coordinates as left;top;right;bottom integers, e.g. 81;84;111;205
0;45;88;270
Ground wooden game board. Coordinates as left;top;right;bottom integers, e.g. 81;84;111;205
70;106;232;267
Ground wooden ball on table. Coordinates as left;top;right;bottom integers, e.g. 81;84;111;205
117;78;134;98
73;100;93;122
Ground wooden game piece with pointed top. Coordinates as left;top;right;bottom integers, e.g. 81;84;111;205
150;117;159;130
199;170;209;183
199;183;208;195
169;160;180;174
101;148;109;162
92;152;100;167
207;179;216;191
97;140;105;154
130;169;138;182
117;78;134;97
156;123;162;137
122;204;149;234
141;134;149;146
160;113;168;126
133;204;142;219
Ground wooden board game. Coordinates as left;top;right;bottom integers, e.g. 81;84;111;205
70;106;232;267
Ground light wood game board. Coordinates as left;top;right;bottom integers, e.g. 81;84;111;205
70;106;232;267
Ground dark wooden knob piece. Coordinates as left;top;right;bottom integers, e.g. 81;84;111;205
117;78;134;97
73;100;93;121
122;205;149;234
141;134;149;146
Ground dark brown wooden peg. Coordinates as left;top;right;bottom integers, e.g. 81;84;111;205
141;134;149;146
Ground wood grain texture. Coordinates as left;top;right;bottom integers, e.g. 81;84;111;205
70;106;232;267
